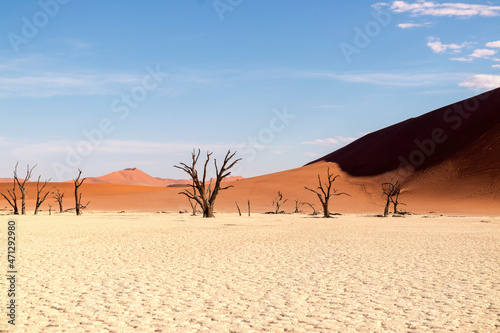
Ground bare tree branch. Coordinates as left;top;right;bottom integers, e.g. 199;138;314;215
175;149;241;218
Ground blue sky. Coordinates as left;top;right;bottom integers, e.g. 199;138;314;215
0;0;499;181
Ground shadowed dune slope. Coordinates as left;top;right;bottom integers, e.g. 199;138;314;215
307;87;500;177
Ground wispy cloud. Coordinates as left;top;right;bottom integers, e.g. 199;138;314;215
0;73;140;98
297;70;471;87
493;65;500;69
303;137;357;147
65;38;92;51
426;36;470;54
312;105;343;110
304;152;321;157
9;139;232;158
451;48;497;62
376;1;500;17
459;75;500;90
397;21;433;29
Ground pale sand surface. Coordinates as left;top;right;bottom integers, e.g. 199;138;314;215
1;213;500;332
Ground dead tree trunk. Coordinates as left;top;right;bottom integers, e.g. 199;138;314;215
52;188;65;213
175;149;241;218
304;167;349;218
235;201;241;216
188;198;198;216
15;163;37;215
34;176;53;215
294;199;304;213
382;180;399;217
272;191;288;214
0;167;19;215
392;189;400;213
74;169;86;216
247;199;251;217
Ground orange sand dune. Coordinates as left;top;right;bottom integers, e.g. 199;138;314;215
1;89;499;216
84;167;243;187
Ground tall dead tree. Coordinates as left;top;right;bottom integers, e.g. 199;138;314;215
175;149;241;218
304;168;349;218
74;169;86;216
382;180;399;217
34;176;53;215
0;166;19;214
188;197;198;216
15;163;37;215
272;191;288;214
52;188;65;213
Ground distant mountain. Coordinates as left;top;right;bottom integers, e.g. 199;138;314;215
85;168;243;187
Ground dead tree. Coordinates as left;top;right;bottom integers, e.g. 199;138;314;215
74;169;86;216
382;180;399;217
304;168;349;218
272;191;288;214
247;199;251;217
294;199;304;213
52;188;65;213
304;202;320;216
34;176;53;215
0;167;19;214
15;163;37;215
175;149;241;218
235;201;242;216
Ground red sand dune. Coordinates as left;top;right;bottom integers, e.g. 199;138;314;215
1;88;499;216
85;168;191;187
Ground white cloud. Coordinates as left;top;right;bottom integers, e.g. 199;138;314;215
372;2;389;11
303;137;357;147
470;48;497;58
492;65;500;69
397;21;433;29
486;41;500;48
427;36;470;54
384;1;500;17
459;75;500;90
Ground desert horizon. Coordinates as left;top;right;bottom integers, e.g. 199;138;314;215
2;1;500;332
